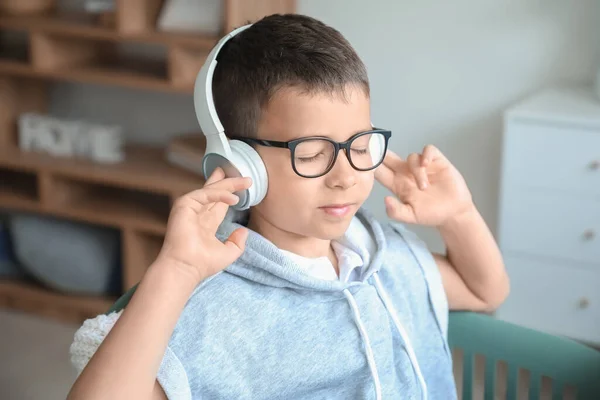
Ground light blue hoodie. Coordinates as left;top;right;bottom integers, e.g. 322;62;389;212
152;208;456;399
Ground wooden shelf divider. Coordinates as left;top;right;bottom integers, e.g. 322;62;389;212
116;0;165;36
122;228;164;291
0;76;48;147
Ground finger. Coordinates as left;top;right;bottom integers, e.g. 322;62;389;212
421;145;441;166
203;168;229;209
205;167;226;185
187;177;250;203
385;196;416;224
222;227;249;263
374;163;396;190
206;176;252;193
195;188;240;206
407;152;428;190
205;177;247;212
203;168;227;209
176;189;239;215
176;176;249;213
382;149;404;170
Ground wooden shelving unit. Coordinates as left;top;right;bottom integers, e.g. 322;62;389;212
0;144;204;321
0;0;295;93
0;0;296;323
0;9;214;93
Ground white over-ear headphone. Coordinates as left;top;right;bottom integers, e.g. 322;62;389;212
193;24;268;211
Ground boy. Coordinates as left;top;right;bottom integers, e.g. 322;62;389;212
68;13;509;400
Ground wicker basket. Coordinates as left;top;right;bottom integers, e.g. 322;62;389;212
0;0;56;15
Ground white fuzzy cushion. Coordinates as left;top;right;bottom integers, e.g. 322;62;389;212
70;310;122;375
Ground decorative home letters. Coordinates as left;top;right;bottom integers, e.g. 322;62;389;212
18;113;124;164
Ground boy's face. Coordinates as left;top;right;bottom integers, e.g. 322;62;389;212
249;84;374;240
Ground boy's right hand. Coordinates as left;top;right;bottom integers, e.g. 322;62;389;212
157;167;252;285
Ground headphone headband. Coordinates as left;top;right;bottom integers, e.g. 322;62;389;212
193;24;252;158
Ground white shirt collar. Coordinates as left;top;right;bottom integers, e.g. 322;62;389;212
279;216;376;282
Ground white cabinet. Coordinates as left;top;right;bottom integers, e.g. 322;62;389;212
495;86;600;346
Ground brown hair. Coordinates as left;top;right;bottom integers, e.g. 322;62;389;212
212;13;370;138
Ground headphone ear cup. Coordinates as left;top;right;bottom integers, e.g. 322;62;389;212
228;140;268;210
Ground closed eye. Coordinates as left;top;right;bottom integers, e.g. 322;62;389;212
296;153;325;163
351;148;369;155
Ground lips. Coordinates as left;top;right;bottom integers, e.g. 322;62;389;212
320;203;354;209
319;203;355;217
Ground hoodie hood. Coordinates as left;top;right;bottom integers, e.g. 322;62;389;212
215;207;388;292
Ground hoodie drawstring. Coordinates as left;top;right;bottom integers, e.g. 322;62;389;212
343;288;382;400
342;273;429;400
373;272;428;400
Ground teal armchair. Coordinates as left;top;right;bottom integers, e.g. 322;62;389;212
449;312;600;399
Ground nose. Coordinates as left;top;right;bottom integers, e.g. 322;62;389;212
324;149;357;189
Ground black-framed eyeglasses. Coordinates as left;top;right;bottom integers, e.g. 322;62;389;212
230;129;391;178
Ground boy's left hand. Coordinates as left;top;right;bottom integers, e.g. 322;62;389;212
375;145;474;227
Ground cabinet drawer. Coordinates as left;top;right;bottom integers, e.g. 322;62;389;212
499;190;600;266
503;121;600;195
495;255;600;346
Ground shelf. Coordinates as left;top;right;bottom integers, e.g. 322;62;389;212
0;145;204;195
0;279;116;323
0;56;191;93
84;55;168;81
0;12;218;50
0;11;212;93
0;145;204;234
61;55;172;91
49;175;171;234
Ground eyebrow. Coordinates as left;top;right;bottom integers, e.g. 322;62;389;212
291;126;375;141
